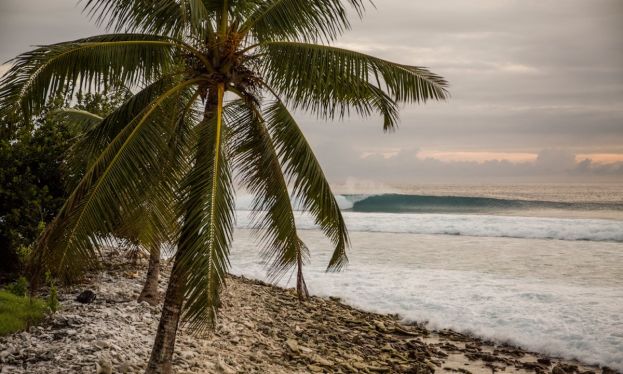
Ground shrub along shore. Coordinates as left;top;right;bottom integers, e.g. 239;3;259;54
0;252;614;374
0;290;47;337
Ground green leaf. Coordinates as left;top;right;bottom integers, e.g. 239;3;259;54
48;108;103;133
83;0;214;38
241;0;366;42
0;34;182;120
227;99;308;282
259;42;448;128
264;100;349;271
176;86;235;332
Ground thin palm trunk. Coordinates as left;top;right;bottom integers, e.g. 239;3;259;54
138;244;161;306
144;253;184;374
145;87;222;374
296;253;309;300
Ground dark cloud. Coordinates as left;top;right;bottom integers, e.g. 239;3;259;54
1;0;622;184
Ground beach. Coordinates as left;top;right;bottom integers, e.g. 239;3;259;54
0;252;614;374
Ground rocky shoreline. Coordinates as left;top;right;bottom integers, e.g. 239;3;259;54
0;253;617;374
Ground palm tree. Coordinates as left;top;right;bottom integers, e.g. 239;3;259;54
0;1;448;372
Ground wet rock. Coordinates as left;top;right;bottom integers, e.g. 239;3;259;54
539;357;553;365
76;290;97;304
522;361;549;373
411;362;434;374
561;364;579;373
553;364;568;374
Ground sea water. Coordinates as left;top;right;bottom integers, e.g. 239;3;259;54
228;184;623;370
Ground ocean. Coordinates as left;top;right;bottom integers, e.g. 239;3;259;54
228;184;623;370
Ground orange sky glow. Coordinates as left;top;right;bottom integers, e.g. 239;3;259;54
417;151;623;164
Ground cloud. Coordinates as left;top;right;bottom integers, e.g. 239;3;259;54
1;0;621;185
495;63;540;74
534;149;577;171
312;143;623;185
0;64;10;78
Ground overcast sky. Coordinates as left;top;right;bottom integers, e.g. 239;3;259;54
1;0;622;186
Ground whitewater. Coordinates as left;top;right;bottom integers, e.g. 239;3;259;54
229;187;623;370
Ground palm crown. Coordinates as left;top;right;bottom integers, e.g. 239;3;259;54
0;1;447;371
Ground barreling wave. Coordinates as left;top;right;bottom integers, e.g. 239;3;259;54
342;194;623;214
237;193;623;213
235;193;623;243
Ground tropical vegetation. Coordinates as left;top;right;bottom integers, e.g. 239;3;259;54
0;89;127;280
0;0;448;372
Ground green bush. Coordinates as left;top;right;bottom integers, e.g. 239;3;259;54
6;276;28;297
0;88;129;278
0;290;47;336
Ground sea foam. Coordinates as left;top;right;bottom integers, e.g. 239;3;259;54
237;211;623;243
230;229;623;371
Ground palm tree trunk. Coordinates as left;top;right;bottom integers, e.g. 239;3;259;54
144;256;184;374
138;244;160;306
145;86;222;374
296;252;309;300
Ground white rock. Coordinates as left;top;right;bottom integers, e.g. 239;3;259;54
0;350;10;361
216;356;236;374
96;353;113;374
181;350;196;360
286;338;299;353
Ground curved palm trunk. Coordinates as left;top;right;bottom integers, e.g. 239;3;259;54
138;244;161;306
145;85;224;374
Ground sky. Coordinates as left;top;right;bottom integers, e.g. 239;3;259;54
1;0;622;187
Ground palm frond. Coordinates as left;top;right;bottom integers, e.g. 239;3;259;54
264;100;349;270
240;0;366;42
34;77;201;281
177;85;235;332
259;42;448;128
227;99;308;287
0;33;188;120
48;108;103;133
59;90;197;255
64;75;184;189
83;0;214;38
